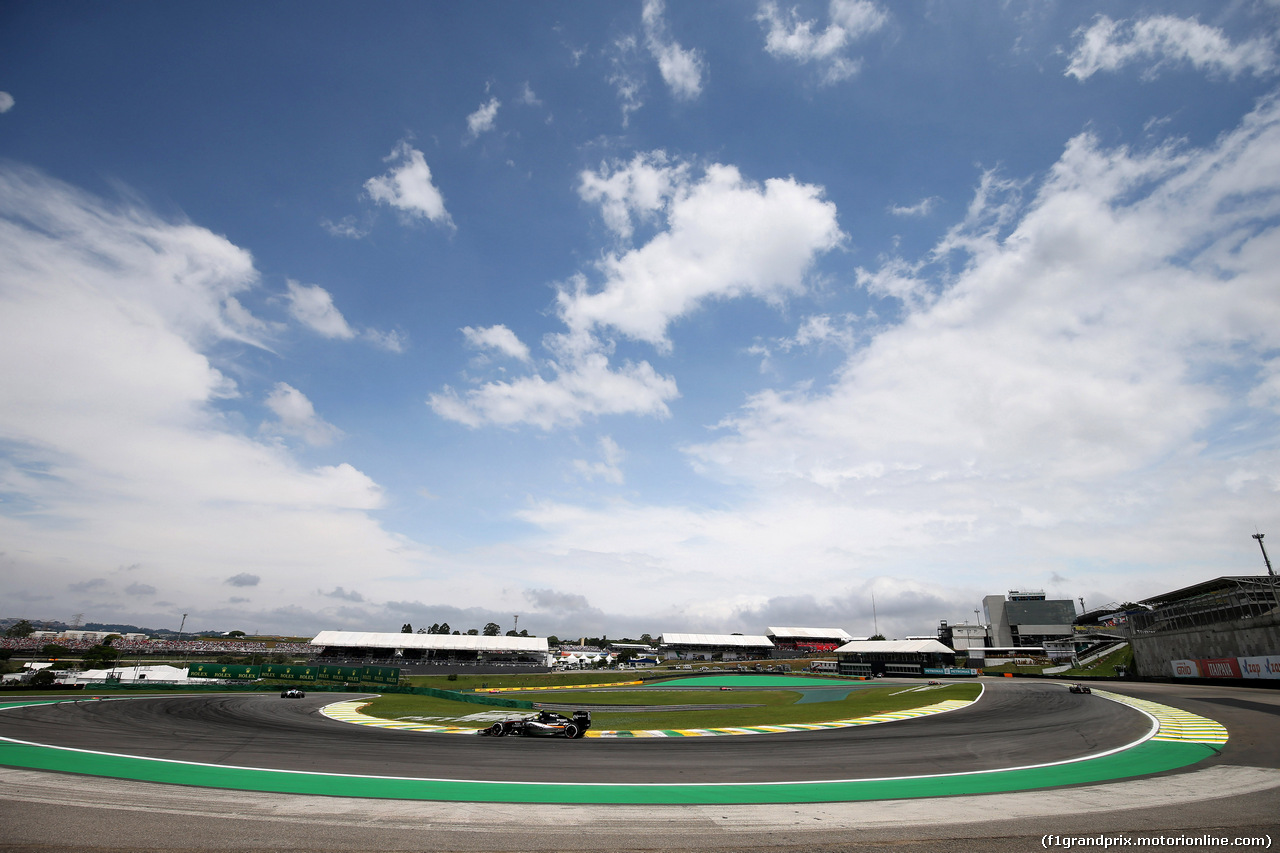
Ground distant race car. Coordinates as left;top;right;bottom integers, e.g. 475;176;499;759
280;688;306;698
480;710;591;739
1068;684;1091;694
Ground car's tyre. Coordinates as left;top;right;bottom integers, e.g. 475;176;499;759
487;723;505;737
563;723;579;739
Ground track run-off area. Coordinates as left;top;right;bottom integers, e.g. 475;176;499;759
0;676;1234;805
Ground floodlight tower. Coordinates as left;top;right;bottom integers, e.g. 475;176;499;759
1254;533;1274;577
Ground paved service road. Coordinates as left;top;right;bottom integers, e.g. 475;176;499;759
0;678;1277;852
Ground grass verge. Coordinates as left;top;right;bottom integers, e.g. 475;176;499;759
361;683;980;731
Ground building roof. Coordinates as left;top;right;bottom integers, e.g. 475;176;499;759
311;631;548;653
766;627;854;641
1138;575;1278;607
836;639;955;655
659;633;774;648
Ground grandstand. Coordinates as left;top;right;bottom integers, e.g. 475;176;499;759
310;631;549;667
658;633;773;661
765;627;855;655
835;639;959;677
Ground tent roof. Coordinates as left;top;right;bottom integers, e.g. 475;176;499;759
836;639;955;655
659;633;774;647
311;631;548;653
766;627;854;641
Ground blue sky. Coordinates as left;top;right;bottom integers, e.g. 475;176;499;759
1;1;1278;640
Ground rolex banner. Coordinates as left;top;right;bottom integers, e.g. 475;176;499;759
317;665;365;683
187;663;261;680
362;665;400;685
260;663;317;682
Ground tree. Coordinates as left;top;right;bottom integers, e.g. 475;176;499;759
401;623;413;634
640;633;653;645
416;627;427;634
869;633;886;641
546;635;559;646
227;630;246;638
483;622;500;636
505;629;517;636
29;669;56;688
5;619;34;638
466;629;479;636
40;644;70;659
82;644;120;669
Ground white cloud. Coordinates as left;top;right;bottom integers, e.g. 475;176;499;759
500;91;1280;625
364;141;454;229
429;342;679;430
561;157;845;351
577;151;689;241
608;35;646;127
642;0;705;101
462;324;531;362
285;279;403;352
1066;15;1277;81
432;155;841;430
889;196;938;217
573;436;625;484
0;164;429;630
263;382;343;447
285;280;356;340
466;97;501;139
518;82;542;106
0;92;13;113
757;0;888;84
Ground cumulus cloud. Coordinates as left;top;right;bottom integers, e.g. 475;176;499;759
431;154;841;430
285;280;355;340
364;141;454;229
0;92;13;113
225;573;260;587
323;586;365;602
505;92;1280;625
561;156;845;350
262;382;343;447
642;0;705;101
1066;15;1276;81
461;324;531;362
578;151;690;242
285;280;403;352
757;0;888;84
466;97;501;139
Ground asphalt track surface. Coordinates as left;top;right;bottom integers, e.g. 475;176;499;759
1;678;1277;852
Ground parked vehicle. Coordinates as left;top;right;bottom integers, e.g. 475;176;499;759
479;710;591;739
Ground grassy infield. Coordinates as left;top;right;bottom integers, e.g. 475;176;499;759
363;678;983;732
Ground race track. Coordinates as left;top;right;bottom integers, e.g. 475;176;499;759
0;679;1151;783
0;678;1277;852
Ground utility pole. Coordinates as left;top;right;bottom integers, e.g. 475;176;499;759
513;615;518;635
1254;532;1274;577
871;592;879;638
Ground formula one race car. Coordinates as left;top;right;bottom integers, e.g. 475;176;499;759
480;710;591;739
1068;684;1092;694
280;688;306;698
